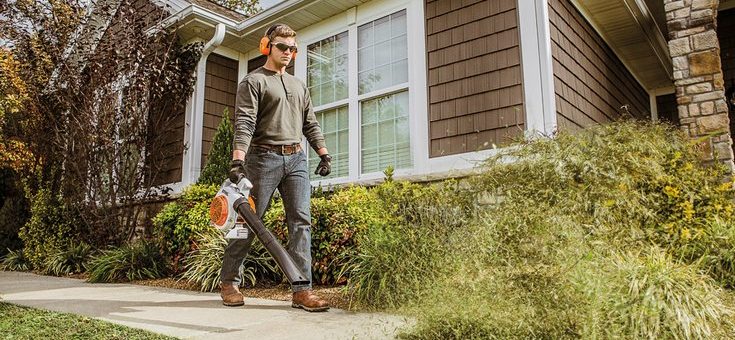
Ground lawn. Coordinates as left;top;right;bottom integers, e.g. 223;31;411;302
0;302;176;340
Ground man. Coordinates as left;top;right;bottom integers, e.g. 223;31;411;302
220;24;332;312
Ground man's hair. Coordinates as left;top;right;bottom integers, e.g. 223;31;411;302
267;24;296;41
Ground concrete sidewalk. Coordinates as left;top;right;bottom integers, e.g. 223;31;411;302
0;271;408;339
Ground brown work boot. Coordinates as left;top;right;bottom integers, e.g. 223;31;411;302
292;289;329;312
220;282;244;307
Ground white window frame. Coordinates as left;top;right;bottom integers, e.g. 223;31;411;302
296;0;427;186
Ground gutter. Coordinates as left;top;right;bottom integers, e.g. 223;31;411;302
182;23;225;185
157;0;313;37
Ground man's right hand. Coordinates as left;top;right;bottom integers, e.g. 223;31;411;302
229;159;246;184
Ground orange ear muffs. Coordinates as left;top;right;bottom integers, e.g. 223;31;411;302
259;35;271;56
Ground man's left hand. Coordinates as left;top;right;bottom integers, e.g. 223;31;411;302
315;154;332;176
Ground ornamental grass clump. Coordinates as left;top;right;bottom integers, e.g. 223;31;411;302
0;249;32;271
349;121;735;338
180;228;279;292
86;240;169;283
42;243;93;276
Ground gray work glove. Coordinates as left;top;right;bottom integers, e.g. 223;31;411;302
315;154;332;177
229;159;246;184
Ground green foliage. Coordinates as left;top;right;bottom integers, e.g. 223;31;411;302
209;0;261;15
346;121;735;338
0;248;31;271
198;109;234;186
0;302;177;339
676;217;735;287
265;185;391;285
180;228;279;292
572;248;731;339
18;188;85;269
152;183;218;271
42;243;93;276
86;240;169;283
347;179;476;310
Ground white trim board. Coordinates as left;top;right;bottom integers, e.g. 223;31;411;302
517;0;557;136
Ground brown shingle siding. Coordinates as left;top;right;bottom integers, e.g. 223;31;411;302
427;0;524;157
201;53;238;168
549;0;649;128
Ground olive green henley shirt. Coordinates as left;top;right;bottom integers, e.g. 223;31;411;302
233;66;326;153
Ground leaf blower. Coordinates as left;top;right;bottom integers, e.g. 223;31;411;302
209;176;309;286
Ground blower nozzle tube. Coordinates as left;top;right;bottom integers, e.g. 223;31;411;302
232;196;310;286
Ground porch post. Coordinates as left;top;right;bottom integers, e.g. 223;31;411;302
665;0;734;171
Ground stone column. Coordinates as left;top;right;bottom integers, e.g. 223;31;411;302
665;0;734;171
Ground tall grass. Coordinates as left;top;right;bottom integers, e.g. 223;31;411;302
0;249;32;271
42;243;93;276
86;240;169;283
347;121;735;338
179;228;280;292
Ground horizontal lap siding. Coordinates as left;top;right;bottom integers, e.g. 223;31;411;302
548;0;649;132
426;0;525;157
201;54;238;168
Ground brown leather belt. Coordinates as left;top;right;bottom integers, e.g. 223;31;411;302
252;143;302;155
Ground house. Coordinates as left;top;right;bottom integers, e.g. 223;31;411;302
81;0;735;192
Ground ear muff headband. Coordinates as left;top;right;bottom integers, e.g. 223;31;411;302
259;24;297;61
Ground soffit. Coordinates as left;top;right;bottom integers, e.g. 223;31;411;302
573;0;673;91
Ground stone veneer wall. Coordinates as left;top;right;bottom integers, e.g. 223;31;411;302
665;0;733;170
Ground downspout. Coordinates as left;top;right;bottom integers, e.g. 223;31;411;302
182;23;226;186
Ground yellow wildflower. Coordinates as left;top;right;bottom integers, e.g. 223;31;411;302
663;185;680;198
681;228;691;240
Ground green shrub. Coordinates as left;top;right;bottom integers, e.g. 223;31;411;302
347;179;476;309
676;217;735;287
180;228;279;292
0;248;31;271
347;121;735;338
18;188;86;269
265;185;391;285
572;247;732;339
86;240;168;283
42;243;93;276
197;108;233;186
152;183;218;271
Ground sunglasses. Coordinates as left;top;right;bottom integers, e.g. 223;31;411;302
272;42;298;53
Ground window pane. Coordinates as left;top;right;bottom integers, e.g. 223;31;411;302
358;47;373;72
392;59;408;85
309;106;349;180
358;10;408;94
373;64;391;90
358;21;373;46
373;16;390;43
391;35;407;60
391;10;407;36
307;31;349;107
374;41;391;67
360;90;411;174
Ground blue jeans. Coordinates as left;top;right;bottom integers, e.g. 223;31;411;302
220;148;312;292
